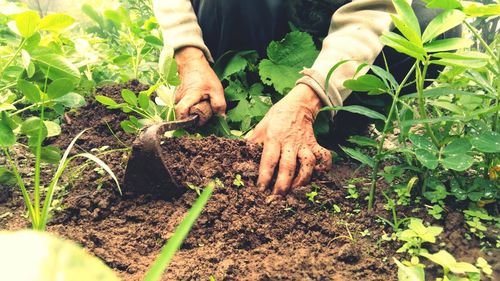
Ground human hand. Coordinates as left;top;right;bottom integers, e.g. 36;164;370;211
247;84;332;195
174;47;226;124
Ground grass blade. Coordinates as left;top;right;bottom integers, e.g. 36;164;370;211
143;182;214;281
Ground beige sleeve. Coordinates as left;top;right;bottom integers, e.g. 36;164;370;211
152;0;214;62
296;0;396;118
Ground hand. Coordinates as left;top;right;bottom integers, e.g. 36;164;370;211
174;47;226;123
247;84;332;195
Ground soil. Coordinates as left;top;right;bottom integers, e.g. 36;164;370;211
1;81;498;281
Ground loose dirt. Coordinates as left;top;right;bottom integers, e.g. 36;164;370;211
1;81;497;281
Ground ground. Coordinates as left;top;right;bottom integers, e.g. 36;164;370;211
0;82;498;281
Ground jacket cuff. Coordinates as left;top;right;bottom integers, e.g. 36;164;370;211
296;68;343;120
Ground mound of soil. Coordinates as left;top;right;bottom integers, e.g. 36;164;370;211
2;81;498;280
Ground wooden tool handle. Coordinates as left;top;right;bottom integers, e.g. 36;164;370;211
189;100;213;126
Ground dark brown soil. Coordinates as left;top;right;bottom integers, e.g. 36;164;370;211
1;81;498;281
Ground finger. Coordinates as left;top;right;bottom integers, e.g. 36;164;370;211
312;145;332;172
257;141;280;192
273;145;298;195
174;88;185;103
175;93;201;119
209;88;227;116
292;147;315;188
245;123;265;143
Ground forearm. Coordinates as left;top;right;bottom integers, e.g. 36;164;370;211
297;0;396;117
152;0;213;62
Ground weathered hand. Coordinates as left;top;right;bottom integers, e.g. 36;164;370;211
247;84;332;195
175;47;226;123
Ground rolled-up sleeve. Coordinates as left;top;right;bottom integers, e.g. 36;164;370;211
152;0;214;62
296;0;396;118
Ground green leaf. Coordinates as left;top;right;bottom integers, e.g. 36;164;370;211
415;149;438;169
121;89;137;106
75;153;122;195
20;117;47;139
409;134;437;152
38;14;75;31
138;92;150;110
40;146;62;164
470;132;500;153
426;0;462;9
422;10;465;43
347;135;378;147
220;54;247;80
443;138;471;155
43;121;61;138
143;182;214;281
440;154;474;171
143;35;163;47
321;105;386;121
47;78;75;99
380;32;425;60
340;146;375;168
431;51;489;69
424;38;473;53
259;31;318;94
394;258;425;281
392;0;421;44
14;11;40;38
54;93;86;108
421;250;479;274
0;123;16;147
463;3;500;17
95;95;118;107
0;167;16;185
343;74;387;94
31;54;80;83
17;79;40;103
0;230;119;281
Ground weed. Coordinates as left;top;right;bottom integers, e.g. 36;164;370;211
232;174;244;187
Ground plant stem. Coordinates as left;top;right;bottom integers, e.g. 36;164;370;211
368;64;416;210
0;38;26;75
3;148;36;226
416;61;440;146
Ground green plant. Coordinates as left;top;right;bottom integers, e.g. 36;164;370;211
232;174;244;187
378;192;411;232
324;0;499;212
306;183;320;204
420;250;479;280
396;218;443;256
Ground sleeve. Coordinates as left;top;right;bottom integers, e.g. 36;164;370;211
152;0;214;62
296;0;397;118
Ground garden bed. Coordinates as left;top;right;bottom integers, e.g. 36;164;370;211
0;82;497;280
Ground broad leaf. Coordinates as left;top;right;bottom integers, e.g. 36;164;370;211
95;95;118;107
415;149;438;169
54;93;86;108
0;123;15;147
442;138;471;155
259;31;318;94
380;32;425;60
422;10;465;43
32;54;80;83
344;74;387;95
38;14;75;31
121;89;137;106
463;3;500;17
426;0;462;9
424;38;473;53
409;134;437;152
421;250;479;274
394;258;425;281
220;54;247;80
470;132;500;153
47;78;75;99
14;11;40;38
20;117;47;139
392;0;421;44
40;146;62;164
431;51;489;69
17;79;40;103
440;154;474;171
43;121;61;138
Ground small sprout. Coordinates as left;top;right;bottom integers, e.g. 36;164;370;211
332;204;341;213
360;229;370;237
232;174;244;187
214;178;224;188
186;182;201;196
284;207;296;213
427;204;444;220
345;184;359;199
476;257;492;276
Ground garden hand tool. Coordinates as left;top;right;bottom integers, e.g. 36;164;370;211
123;101;212;198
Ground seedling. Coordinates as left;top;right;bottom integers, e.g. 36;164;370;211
396;218;443;256
232;174;244;187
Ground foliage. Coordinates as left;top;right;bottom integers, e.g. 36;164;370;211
396;218;443;256
331;0;499;222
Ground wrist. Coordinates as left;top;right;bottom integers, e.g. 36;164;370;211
293;84;322;115
175;47;209;72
